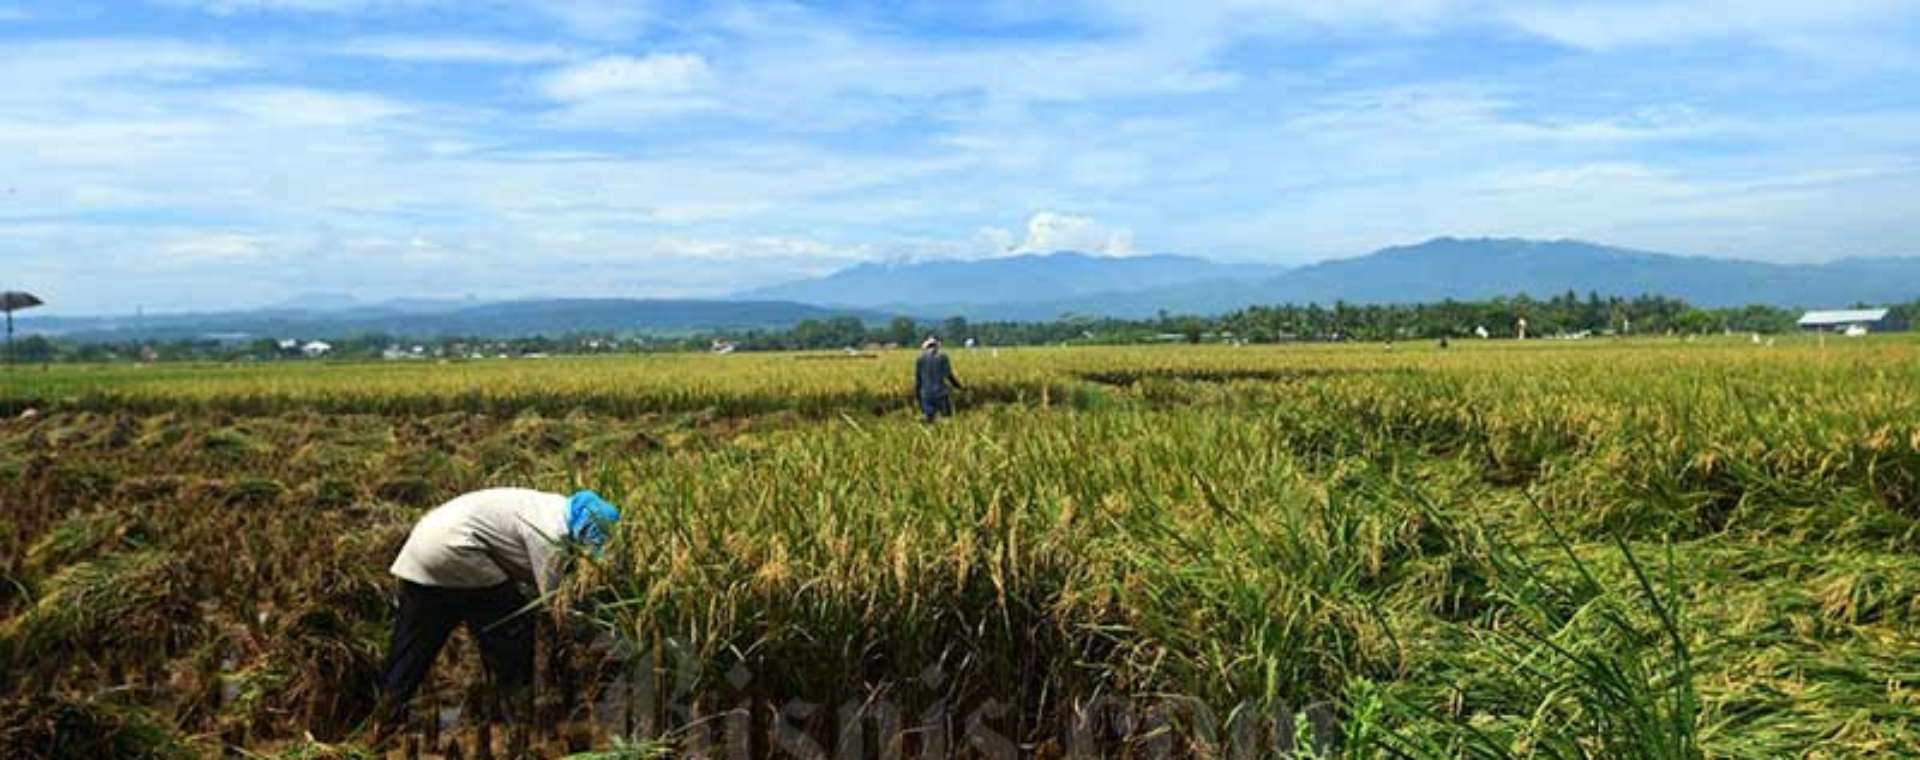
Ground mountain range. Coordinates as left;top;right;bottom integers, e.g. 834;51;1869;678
20;237;1920;341
739;238;1920;320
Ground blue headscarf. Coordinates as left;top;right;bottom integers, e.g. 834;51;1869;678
566;490;620;553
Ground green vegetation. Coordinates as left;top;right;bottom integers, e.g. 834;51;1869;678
1;337;1915;757
0;694;196;760
21;290;1907;364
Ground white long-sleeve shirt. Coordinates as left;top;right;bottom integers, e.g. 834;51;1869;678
389;488;571;596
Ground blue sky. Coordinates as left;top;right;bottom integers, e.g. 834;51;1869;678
3;1;1918;314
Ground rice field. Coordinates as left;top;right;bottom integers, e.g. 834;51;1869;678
2;336;1917;758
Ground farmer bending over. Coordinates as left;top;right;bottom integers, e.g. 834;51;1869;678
375;488;619;727
914;336;963;422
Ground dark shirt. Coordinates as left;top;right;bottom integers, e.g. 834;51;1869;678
914;351;961;399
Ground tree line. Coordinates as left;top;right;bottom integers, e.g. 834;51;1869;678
6;291;1910;363
735;292;1835;350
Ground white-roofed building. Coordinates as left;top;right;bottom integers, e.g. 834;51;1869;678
1797;309;1900;333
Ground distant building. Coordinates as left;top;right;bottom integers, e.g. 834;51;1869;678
1797;309;1902;334
301;340;333;357
378;345;430;361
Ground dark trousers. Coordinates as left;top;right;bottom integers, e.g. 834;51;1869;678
919;393;953;422
377;580;535;722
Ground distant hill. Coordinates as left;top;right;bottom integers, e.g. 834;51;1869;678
22;299;895;342
29;239;1920;339
762;238;1920;320
736;251;1288;309
272;292;364;311
1238;238;1920;309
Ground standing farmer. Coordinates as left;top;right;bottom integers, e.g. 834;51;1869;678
375;488;619;727
914;336;963;422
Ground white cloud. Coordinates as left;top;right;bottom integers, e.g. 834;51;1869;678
535;53;722;125
159;0;654;39
0;117;216;170
1285;88;1717;155
1076;0;1917;70
0;39;252;90
1085;0;1470;37
540;53;712;101
162;0;435;12
1500;0;1915;52
1013;212;1136;255
210;87;413;126
334;235;455;266
162;232;272;262
654;234;848;262
534;0;654;40
976;226;1018;255
333;36;575;64
717;22;1238;112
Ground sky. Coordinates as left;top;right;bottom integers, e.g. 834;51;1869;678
2;1;1918;315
